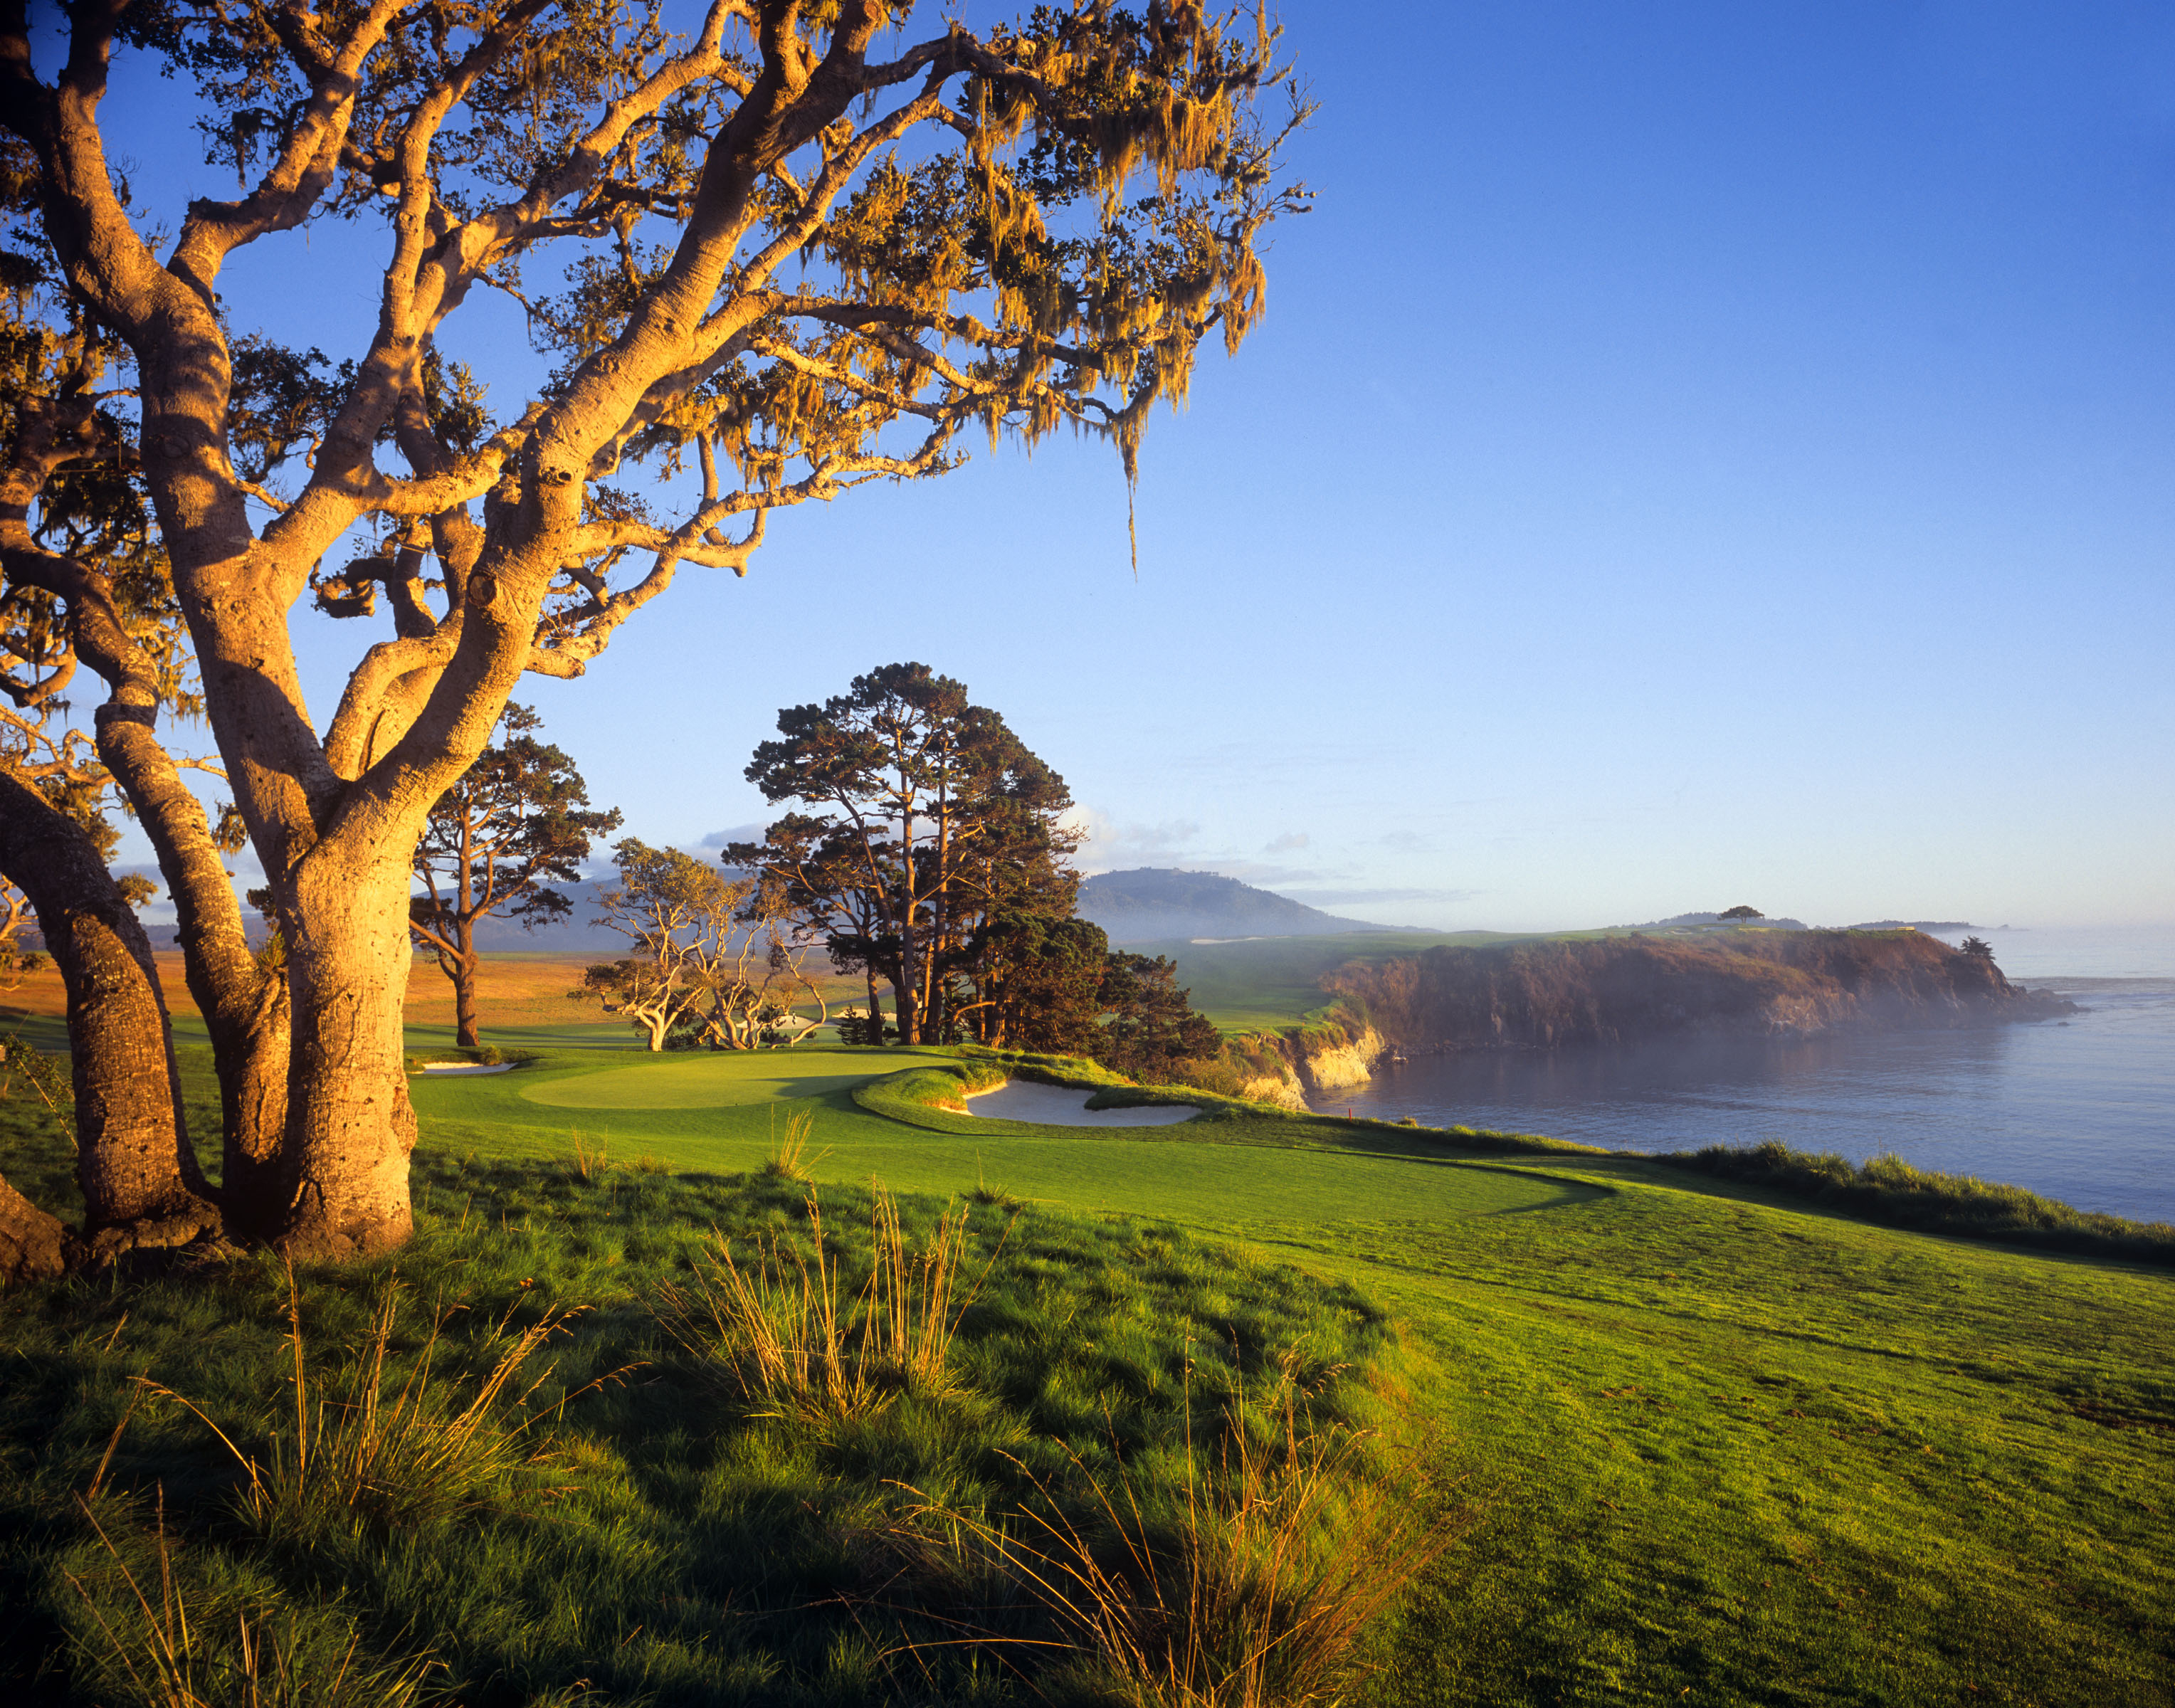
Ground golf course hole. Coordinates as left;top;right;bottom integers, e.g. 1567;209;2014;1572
516;1048;959;1110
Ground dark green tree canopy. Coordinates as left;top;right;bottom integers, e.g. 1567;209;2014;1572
734;661;1076;1045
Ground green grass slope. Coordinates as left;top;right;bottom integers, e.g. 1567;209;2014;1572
2;1030;2169;1705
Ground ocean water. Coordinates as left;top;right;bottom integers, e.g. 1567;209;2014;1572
1305;925;2175;1225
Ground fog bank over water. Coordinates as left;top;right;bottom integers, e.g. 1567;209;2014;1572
1312;925;2175;1224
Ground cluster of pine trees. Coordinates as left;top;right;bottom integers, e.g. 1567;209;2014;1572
404;665;1226;1072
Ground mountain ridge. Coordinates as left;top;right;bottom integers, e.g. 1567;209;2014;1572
1078;867;1406;944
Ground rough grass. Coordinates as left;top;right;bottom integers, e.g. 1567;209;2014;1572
0;1142;1413;1707
959;1349;1457;1708
1654;1139;2175;1266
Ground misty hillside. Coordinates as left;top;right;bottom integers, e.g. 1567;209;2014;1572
111;868;1392;958
1078;868;1394;944
448;880;627;951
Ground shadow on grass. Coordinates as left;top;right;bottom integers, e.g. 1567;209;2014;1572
0;1153;1432;1708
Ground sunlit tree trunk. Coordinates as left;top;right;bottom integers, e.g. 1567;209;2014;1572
273;855;419;1259
95;707;290;1233
0;771;219;1255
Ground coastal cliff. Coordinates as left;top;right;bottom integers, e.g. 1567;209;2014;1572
1319;930;2075;1053
1220;1017;1387;1105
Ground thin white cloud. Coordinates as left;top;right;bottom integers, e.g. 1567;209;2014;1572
1068;808;1203;873
1263;831;1310;853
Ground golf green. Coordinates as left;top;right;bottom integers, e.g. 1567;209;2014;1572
512;1045;959;1109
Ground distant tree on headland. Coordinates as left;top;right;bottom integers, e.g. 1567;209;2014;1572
1960;937;1996;959
1719;905;1765;922
410;706;621;1048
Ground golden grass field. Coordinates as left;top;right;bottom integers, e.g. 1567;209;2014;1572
4;947;868;1034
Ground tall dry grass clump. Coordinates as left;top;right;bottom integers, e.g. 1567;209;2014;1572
653;1187;994;1425
151;1265;574;1540
761;1106;826;1181
962;1352;1451;1708
569;1128;609;1181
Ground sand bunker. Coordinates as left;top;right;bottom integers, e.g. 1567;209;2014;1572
415;1063;515;1076
962;1080;1196;1127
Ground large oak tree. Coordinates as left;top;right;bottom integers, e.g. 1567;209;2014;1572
0;0;1305;1262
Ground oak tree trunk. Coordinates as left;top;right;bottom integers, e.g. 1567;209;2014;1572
95;706;292;1234
0;1173;69;1284
272;858;418;1259
0;773;220;1256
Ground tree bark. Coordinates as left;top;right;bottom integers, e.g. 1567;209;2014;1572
0;773;220;1255
95;706;291;1233
0;1172;69;1284
271;857;417;1259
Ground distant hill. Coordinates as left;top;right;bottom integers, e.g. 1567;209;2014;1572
130;880;635;955
1078;868;1397;944
454;880;626;951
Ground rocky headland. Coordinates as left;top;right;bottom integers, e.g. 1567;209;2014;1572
1234;930;2076;1096
1326;930;2074;1053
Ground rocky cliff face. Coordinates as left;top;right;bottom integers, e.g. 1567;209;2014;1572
1289;1022;1385;1092
1231;1067;1308;1110
1225;1018;1387;1102
1320;931;2074;1053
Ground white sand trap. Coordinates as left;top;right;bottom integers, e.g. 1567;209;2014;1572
962;1080;1196;1126
415;1063;514;1076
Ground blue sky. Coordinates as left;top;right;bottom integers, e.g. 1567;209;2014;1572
94;1;2175;929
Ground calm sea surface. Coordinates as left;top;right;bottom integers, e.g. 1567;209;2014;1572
1304;926;2175;1224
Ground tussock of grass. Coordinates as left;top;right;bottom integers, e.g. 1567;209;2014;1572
760;1105;826;1181
1657;1140;2175;1266
146;1263;580;1544
651;1186;990;1424
954;1351;1452;1708
568;1128;609;1181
